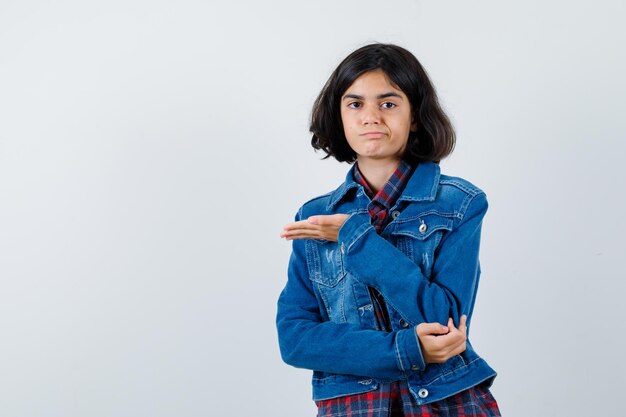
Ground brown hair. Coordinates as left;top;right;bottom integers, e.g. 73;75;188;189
310;43;455;164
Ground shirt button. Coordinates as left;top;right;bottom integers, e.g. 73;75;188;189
418;222;428;234
399;319;409;328
418;388;429;398
391;210;400;219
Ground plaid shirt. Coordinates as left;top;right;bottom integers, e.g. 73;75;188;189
353;160;413;235
316;380;500;417
353;160;413;332
316;161;501;417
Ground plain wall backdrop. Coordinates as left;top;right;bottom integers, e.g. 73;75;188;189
1;1;625;416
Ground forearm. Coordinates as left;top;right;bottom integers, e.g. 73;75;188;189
337;193;487;327
339;215;457;325
276;236;426;377
276;297;424;378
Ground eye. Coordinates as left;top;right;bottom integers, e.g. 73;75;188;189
347;101;362;109
381;101;396;109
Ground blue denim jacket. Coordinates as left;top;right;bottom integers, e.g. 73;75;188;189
276;161;496;404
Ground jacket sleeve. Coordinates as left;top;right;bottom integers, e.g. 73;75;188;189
276;212;426;379
337;192;488;329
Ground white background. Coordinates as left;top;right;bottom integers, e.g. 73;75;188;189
1;1;625;416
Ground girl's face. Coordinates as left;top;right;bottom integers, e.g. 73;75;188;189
340;69;416;166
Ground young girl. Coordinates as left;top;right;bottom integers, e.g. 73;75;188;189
277;43;500;417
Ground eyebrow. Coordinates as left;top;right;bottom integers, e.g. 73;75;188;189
342;92;403;101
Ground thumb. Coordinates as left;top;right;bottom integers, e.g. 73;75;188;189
416;322;449;337
308;215;337;226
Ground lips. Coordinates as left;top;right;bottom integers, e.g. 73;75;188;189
361;131;386;138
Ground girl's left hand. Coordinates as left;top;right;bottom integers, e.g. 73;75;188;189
281;214;350;242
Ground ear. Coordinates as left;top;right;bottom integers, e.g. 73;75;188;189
410;118;418;132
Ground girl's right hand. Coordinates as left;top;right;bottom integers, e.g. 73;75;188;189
280;214;350;242
415;315;467;363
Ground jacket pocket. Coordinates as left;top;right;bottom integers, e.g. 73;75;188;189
391;211;454;279
305;239;348;323
305;239;346;287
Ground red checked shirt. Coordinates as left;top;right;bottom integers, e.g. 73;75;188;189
353;159;414;332
315;161;501;417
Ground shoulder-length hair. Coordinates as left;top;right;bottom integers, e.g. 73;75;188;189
310;43;455;164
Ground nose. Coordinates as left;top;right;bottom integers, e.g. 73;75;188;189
361;106;380;125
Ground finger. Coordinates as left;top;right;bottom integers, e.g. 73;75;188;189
281;229;324;239
308;215;328;225
452;337;467;355
284;224;335;237
281;229;338;242
449;343;466;358
283;220;327;231
432;328;465;348
283;219;312;229
438;342;465;362
416;322;449;337
444;334;466;357
281;226;314;236
282;224;310;234
308;214;348;227
458;315;467;333
282;232;323;241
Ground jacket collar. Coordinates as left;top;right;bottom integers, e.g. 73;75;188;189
327;161;440;210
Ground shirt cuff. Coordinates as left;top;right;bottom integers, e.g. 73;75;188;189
395;328;426;373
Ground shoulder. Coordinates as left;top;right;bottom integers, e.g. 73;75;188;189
295;184;343;220
438;173;484;197
294;166;358;220
436;172;488;219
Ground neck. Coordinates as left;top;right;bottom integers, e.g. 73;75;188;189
356;157;401;194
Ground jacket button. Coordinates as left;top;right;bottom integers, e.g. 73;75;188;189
340;243;345;254
411;365;420;371
418;223;428;234
417;388;429;398
391;210;400;219
399;319;409;328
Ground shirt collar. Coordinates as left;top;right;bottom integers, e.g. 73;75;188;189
327;161;441;210
353;159;413;209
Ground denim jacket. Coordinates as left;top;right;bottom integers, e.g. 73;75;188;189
276;161;496;404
